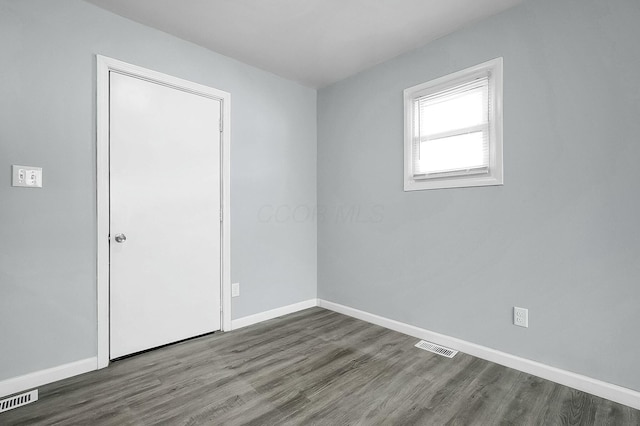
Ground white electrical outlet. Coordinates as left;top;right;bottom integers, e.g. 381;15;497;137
514;307;528;328
231;282;240;298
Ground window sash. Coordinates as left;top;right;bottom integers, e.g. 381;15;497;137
412;77;491;178
415;123;488;143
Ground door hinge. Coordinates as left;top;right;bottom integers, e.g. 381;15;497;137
220;207;223;222
219;118;223;133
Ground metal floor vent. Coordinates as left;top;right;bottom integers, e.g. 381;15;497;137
415;340;458;358
0;389;38;413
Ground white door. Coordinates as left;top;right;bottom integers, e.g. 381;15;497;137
109;71;222;359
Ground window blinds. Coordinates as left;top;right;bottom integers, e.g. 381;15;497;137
412;76;490;178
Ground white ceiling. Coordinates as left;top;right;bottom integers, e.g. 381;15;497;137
85;0;523;88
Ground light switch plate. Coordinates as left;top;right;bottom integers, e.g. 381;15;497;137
231;282;240;297
12;165;42;188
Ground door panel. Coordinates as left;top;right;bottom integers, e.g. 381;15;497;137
109;71;221;359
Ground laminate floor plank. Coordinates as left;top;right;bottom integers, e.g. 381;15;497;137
1;307;638;425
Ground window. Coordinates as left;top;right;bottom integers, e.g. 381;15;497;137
404;58;503;191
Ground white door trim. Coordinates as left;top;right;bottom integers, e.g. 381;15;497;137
96;55;231;369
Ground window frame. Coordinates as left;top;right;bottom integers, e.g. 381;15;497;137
404;58;503;191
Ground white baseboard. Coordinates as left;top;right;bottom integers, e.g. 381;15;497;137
318;299;640;410
231;299;318;330
0;299;317;398
6;302;636;409
0;357;97;398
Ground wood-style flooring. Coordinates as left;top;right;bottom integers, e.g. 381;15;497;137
1;307;639;425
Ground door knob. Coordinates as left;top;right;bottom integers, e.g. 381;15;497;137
114;233;127;243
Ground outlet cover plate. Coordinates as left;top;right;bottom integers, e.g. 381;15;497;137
514;307;528;328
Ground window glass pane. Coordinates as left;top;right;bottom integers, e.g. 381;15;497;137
418;131;486;174
418;85;486;136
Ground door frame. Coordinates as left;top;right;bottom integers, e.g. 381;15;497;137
96;55;231;369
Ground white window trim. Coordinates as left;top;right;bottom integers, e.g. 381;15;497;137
404;58;504;191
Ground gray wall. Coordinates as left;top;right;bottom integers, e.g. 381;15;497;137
0;0;316;381
317;0;640;391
